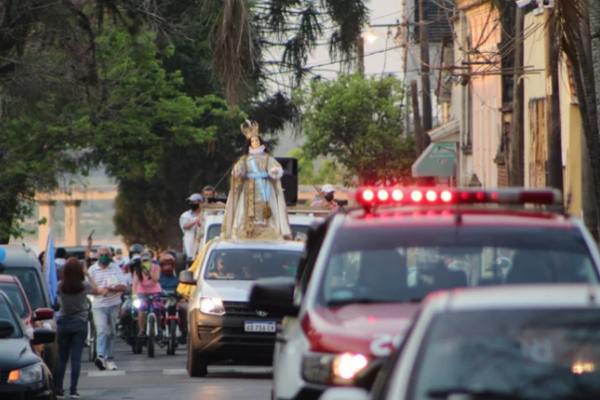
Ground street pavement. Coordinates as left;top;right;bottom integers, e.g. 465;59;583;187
68;340;272;400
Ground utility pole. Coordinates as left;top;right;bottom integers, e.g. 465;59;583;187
357;36;365;75
411;80;423;156
545;7;563;192
419;0;432;149
509;7;525;187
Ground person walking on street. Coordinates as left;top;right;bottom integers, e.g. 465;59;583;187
88;246;126;371
54;257;100;398
180;193;203;259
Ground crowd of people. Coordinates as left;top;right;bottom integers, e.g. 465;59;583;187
48;242;187;398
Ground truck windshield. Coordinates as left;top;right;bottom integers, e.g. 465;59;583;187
204;249;302;280
318;226;597;307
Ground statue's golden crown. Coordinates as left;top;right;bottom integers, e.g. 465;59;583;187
240;120;260;139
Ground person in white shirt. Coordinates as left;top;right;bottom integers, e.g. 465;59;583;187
113;248;129;267
88;246;126;371
180;193;203;260
55;247;67;279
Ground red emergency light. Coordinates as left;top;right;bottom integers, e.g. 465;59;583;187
356;187;562;209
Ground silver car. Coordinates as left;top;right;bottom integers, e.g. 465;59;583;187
180;239;304;377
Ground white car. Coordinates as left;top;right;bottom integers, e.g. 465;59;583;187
179;239;305;377
321;284;600;400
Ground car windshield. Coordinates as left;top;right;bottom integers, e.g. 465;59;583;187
0;267;46;310
206;224;310;243
0;283;29;318
204;249;302;280
0;298;23;339
318;226;597;306
411;309;600;400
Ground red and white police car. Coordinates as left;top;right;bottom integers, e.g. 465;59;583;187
250;187;600;400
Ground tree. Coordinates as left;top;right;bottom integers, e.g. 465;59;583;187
210;0;369;106
0;0;211;242
296;74;415;186
286;148;342;186
555;0;600;240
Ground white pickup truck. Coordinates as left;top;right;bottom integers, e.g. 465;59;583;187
192;204;329;259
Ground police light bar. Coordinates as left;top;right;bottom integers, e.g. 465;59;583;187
356;188;562;208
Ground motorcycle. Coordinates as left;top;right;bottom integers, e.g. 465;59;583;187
158;291;183;355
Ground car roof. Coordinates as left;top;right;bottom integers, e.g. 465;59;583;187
0;244;40;268
210;239;304;251
0;274;19;284
426;284;600;312
341;207;576;230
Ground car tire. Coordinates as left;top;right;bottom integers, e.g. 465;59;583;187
187;334;208;377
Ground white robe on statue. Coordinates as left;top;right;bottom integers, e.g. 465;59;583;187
221;146;292;240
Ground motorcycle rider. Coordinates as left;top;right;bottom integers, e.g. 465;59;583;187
158;252;187;344
117;244;143;340
133;251;163;339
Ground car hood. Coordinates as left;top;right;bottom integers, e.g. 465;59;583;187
200;280;254;302
303;303;420;357
0;338;40;370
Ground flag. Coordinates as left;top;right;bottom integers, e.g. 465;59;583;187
44;229;58;305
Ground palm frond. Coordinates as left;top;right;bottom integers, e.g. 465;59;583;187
212;0;259;107
324;0;369;62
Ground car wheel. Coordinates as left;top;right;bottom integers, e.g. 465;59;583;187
187;333;208;377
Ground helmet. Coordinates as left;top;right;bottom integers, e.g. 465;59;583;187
159;253;175;276
165;250;177;258
129;244;144;257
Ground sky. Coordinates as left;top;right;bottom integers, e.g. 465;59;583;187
268;0;409;157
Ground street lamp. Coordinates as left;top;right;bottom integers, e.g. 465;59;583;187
364;30;378;45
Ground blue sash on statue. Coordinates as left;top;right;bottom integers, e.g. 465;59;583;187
247;157;270;203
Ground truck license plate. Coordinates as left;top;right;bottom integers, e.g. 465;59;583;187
244;321;276;332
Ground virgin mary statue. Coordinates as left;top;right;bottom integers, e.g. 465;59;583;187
221;120;292;240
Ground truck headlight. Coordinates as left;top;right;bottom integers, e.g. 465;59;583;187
8;363;44;384
302;352;369;385
200;297;225;315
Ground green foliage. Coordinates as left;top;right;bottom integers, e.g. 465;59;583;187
0;0;301;247
296;74;415;186
285;148;342;185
